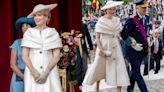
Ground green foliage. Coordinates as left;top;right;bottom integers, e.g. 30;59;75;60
123;0;133;4
113;0;133;4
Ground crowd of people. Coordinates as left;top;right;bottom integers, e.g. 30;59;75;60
83;0;164;29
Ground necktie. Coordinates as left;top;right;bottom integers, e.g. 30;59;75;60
142;18;146;27
154;38;158;54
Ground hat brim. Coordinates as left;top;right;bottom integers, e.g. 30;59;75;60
15;17;36;31
27;4;57;18
101;1;123;10
138;3;148;7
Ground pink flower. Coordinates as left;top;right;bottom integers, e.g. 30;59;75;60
63;45;69;52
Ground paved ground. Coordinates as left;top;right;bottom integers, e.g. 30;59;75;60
113;59;164;92
133;58;164;92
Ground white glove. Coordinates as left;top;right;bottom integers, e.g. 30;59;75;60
130;37;137;46
131;43;143;51
36;69;50;84
30;67;40;80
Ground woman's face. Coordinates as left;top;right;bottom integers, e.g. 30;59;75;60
22;23;31;33
33;12;48;26
106;7;116;16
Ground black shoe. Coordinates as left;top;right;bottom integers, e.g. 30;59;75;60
154;70;159;74
149;67;154;71
127;89;135;92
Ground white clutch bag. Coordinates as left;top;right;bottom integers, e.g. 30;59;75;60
99;50;111;57
104;51;111;57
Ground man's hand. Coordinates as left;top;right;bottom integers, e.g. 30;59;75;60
130;37;137;46
131;43;143;51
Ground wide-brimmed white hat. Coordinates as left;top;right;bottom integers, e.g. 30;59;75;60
27;4;57;18
101;1;123;10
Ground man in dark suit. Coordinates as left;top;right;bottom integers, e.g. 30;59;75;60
76;22;94;86
121;0;149;92
150;30;163;74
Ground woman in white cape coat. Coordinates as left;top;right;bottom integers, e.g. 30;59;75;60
22;4;63;92
82;1;130;92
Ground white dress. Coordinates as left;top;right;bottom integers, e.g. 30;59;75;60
82;17;130;91
21;28;62;92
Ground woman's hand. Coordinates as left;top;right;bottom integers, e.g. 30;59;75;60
30;67;40;80
10;49;24;80
35;48;60;84
99;50;112;57
22;47;40;80
104;51;112;57
36;69;50;84
99;49;106;57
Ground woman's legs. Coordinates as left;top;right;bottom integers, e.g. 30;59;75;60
96;80;100;92
117;86;121;92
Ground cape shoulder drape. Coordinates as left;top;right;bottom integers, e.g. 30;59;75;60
21;27;62;50
95;16;122;35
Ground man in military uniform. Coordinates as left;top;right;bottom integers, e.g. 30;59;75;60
121;0;149;92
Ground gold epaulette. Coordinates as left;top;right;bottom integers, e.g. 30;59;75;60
130;15;135;18
63;32;71;36
77;33;83;38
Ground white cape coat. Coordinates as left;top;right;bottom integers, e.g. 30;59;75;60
21;28;63;92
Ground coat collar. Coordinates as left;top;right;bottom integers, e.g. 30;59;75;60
136;12;146;20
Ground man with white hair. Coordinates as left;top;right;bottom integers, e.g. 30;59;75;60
149;29;163;74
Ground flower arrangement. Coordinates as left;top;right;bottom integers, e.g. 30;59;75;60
58;30;81;69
